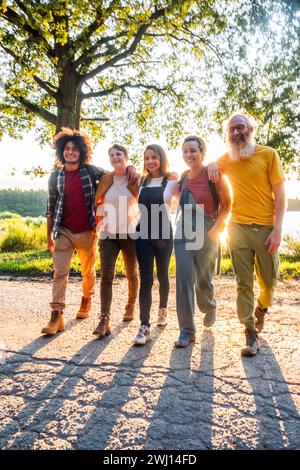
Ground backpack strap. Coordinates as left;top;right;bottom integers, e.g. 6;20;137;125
141;175;150;187
51;168;63;199
85;164;98;189
208;179;220;212
179;169;220;212
161;176;168;188
178;170;189;191
49;170;58;193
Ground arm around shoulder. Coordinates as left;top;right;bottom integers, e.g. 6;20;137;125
207;161;222;183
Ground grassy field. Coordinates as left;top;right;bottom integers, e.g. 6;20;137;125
0;249;299;279
0;212;299;279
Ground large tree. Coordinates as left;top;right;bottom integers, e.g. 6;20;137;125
0;0;299;166
0;0;230;140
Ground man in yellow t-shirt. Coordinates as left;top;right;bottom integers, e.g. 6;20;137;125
209;112;286;357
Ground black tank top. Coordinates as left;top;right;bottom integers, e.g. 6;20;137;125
137;177;172;239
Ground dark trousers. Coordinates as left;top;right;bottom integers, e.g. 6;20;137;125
100;237;138;317
136;238;173;326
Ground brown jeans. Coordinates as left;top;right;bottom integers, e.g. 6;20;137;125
99;236;138;317
51;227;98;310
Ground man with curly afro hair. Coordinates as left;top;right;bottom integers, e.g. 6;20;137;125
42;128;136;335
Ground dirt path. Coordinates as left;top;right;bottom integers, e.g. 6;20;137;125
0;277;299;450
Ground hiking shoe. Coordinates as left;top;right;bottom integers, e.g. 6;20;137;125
174;332;195;348
133;325;151;346
203;309;216;328
254;306;268;333
41;310;64;335
76;296;92;319
93;315;111;338
241;328;259;357
157;308;168;327
123;303;135;322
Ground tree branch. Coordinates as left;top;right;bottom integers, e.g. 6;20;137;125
14;95;57;125
81;117;109;121
14;0;39;25
78;39;130;65
73;32;128;69
181;26;225;65
0;44;58;98
72;13;105;52
79;5;169;84
121;87;137;113
82;82;169;100
145;24;227;70
32;76;58;99
1;6;54;58
72;0;125;53
111;60;162;68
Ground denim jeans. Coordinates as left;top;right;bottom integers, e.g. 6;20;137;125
100;236;138;317
175;228;218;337
136;238;173;327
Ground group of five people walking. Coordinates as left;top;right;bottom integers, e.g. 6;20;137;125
42;111;286;357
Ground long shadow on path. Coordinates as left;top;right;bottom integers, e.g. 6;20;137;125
71;326;165;450
0;319;130;449
0;322;165;449
242;338;300;449
144;330;215;450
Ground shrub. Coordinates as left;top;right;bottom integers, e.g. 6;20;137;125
283;233;300;257
0;211;22;220
0;218;47;252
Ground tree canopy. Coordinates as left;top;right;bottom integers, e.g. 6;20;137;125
0;0;299;169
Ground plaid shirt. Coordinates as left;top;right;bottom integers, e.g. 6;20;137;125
46;164;105;239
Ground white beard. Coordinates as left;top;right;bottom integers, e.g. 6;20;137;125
227;136;256;161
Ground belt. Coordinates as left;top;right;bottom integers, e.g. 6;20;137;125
245;223;271;231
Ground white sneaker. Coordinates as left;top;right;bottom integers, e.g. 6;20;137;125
133;325;151;345
157;308;168;327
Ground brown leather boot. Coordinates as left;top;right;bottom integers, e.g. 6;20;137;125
241;328;258;357
76;296;92;319
41;310;64;335
123;302;135;322
254;306;268;333
93;315;111;338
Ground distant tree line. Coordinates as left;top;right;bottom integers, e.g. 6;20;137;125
0;189;299;218
0;189;47;217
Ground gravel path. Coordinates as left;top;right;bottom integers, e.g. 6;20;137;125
0;276;299;450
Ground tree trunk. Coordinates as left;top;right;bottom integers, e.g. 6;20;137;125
56;66;81;132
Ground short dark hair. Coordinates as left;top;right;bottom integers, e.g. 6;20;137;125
108;144;128;158
52;128;92;167
182;135;206;154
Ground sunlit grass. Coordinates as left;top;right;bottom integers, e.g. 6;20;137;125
0;214;47;252
0;250;299;279
0;213;298;279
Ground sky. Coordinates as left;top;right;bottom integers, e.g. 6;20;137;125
0;132;300;199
